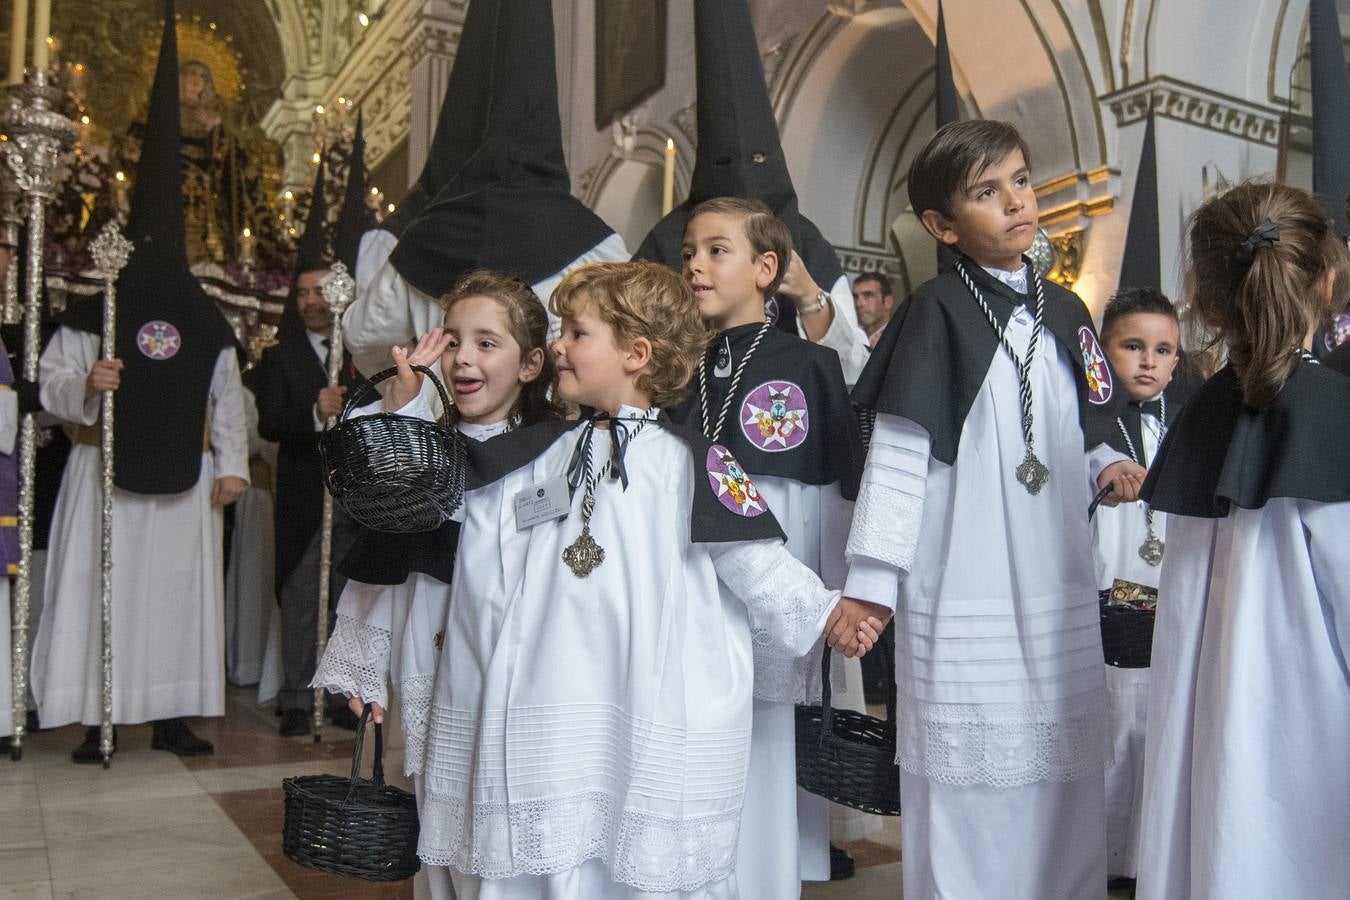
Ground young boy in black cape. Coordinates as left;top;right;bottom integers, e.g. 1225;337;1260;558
837;120;1143;898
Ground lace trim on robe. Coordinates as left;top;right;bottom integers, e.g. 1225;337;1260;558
398;672;436;776
310;613;392;708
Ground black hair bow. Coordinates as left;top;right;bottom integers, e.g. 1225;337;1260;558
1234;219;1281;266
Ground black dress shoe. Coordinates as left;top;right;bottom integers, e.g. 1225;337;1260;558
326;704;361;731
279;708;311;737
150;718;214;756
71;726;116;764
829;843;856;881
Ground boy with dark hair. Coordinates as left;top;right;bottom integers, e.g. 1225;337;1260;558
1093;286;1186;886
670;196;870;897
838;120;1142;898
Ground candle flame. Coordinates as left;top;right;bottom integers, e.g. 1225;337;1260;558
114;171;126;182
666;138;674;150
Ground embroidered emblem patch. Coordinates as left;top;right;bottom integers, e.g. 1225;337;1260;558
740;380;809;452
1078;326;1112;405
763;297;779;325
136;320;181;360
706;444;765;517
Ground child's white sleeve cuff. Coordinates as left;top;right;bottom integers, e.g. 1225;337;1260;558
844;557;899;612
1087;442;1130;486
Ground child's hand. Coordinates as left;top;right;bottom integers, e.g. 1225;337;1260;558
85;358;123;398
347;695;385;725
315;385;347;420
1097;459;1147;507
824;597;892;658
387;329;452;412
210;475;247;507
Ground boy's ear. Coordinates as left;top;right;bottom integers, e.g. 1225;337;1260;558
623;336;653;375
518;346;546;384
755;250;780;292
920;209;961;247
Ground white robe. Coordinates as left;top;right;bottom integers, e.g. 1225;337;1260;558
843;300;1117;899
812;275;870;387
415;408;838;898
342;230;630;377
1137;498;1350;899
31;328;249;726
0;384;16;738
224;386;278;686
1091;407;1166;879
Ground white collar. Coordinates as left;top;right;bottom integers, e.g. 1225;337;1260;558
980;263;1029;295
616;404;658;422
458;419;510;441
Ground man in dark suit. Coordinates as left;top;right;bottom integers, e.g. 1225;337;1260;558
252;263;362;736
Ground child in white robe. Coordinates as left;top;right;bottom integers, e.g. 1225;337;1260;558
838;120;1144;899
668;197;864;898
389;261;881;899
314;271;567;900
1090;288;1183;884
1136;181;1350;899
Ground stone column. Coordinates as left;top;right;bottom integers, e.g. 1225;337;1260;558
403;0;463;189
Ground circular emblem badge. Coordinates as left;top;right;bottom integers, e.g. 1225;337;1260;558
740;380;809;452
706;444;765;517
137;320;181;360
763;297;779;325
1077;326;1112;405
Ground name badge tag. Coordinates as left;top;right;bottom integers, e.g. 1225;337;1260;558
514;475;571;530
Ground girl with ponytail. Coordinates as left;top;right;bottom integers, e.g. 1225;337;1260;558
1135;180;1350;899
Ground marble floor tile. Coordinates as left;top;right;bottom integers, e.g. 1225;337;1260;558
803;861;902;897
37;768;202;808
0;847;51;886
0;881;53;900
0;762;37;787
39;789;224;840
49;849;289;900
0;781;40;815
44;818;258;881
0;816;46;852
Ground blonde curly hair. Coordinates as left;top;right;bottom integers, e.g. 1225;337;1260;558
550;261;712;407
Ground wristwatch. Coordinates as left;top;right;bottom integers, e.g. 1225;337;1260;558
799;288;830;316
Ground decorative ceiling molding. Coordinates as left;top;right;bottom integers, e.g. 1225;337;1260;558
1102;75;1283;146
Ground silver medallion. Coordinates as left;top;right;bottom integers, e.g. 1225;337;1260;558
562;526;605;577
1015;450;1050;495
714;339;732;378
1139;535;1165;567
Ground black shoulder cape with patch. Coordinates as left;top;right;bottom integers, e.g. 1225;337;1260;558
851;256;1126;464
462;414;785;544
339;520;459;586
1140;360;1350;518
665;323;863;498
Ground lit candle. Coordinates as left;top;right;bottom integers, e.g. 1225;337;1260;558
7;0;27;85
112;170;128;211
239;226;256;267
662;138;676;216
30;0;49;71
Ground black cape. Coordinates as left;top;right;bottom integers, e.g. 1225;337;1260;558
666;323;863;498
852;256;1126;463
340;520;459;586
1140;360;1350;517
1323;339;1350;375
461;414;786;544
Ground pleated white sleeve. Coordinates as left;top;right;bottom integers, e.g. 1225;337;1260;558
843;412;931;611
712;538;840;658
208;348;250;483
38;326;100;427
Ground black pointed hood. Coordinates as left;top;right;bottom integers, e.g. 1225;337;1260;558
632;0;844;300
335;112;372;274
1311;0;1350;236
1119;113;1161;291
65;0;236;495
379;0;501;238
935;1;959;128
387;0;614;298
296;154;330;273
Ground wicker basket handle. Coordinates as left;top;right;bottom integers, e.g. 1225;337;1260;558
816;633;898;749
1088;483;1113;520
343;703;386;805
334;364;454;427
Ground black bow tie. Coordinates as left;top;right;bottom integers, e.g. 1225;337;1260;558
1129;398;1163;419
566;412;651;493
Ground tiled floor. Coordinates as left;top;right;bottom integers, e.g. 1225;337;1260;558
0;687;1133;899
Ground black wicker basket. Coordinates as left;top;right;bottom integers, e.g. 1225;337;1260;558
319;365;465;533
282;704;420;881
1099;590;1156;668
795;643;901;816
